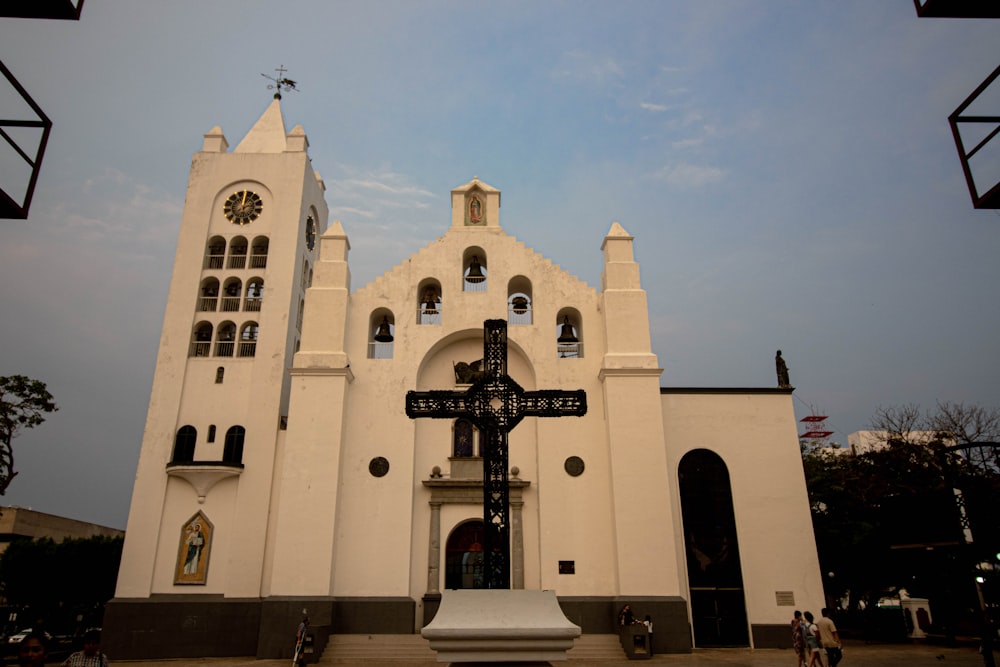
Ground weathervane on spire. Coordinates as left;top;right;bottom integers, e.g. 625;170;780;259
261;65;298;100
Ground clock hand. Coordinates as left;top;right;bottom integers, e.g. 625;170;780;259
241;191;247;207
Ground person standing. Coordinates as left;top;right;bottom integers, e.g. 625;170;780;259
61;629;110;667
803;611;824;667
17;632;48;667
816;608;842;667
617;604;634;627
791;610;806;667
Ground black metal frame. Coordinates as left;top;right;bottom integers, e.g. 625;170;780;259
406;319;586;588
913;0;1000;18
948;64;1000;210
0;60;52;219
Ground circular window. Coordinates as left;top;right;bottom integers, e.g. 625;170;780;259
564;456;585;477
369;456;390;478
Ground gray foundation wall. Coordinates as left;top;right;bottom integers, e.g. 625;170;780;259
752;623;791;649
105;594;691;660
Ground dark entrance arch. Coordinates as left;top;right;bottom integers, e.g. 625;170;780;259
445;520;485;589
678;449;749;647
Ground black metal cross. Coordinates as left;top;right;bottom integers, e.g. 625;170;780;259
406;319;587;589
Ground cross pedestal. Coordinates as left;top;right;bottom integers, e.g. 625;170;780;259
421;589;581;663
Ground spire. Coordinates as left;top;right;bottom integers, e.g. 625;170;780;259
234;99;287;153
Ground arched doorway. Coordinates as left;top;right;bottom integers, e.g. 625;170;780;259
445;520;485;589
678;449;749;647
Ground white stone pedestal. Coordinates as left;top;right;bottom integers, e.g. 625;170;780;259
421;589;581;663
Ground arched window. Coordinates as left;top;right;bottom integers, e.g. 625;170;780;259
368;310;395;359
215;322;236;357
172;425;197;463
215;366;224;384
223;426;245;464
244;278;264;312
507;276;533;325
205;236;226;269
418;279;442;325
207;424;217;443
249;236;269;269
191;322;213;357
221;278;242;312
453;419;476;458
556;309;583;358
296;298;304;332
305;215;316;251
198;278;220;312
239;322;259;357
463;248;487;292
445;520;485;590
227;236;248;269
678;449;749;647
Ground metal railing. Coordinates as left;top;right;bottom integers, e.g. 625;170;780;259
368;341;394;359
419;307;442;325
557;343;583;358
198;297;218;312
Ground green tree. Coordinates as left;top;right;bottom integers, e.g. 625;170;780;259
802;403;1000;635
0;535;123;631
0;375;58;495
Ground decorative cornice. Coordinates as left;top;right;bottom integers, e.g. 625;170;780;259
289;365;355;382
165;463;243;503
598;367;664;381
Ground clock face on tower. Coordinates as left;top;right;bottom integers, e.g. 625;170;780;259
223;190;263;225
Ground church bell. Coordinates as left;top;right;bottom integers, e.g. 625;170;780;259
466;255;485;282
557;316;578;343
373;316;394;342
423;290;438;314
511;296;529;314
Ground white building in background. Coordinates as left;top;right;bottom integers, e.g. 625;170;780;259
105;99;824;661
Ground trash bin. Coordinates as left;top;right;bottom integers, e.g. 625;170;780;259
620;624;651;660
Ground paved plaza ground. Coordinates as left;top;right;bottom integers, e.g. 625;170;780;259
108;639;997;667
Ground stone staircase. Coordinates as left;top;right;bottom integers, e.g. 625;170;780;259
317;633;626;663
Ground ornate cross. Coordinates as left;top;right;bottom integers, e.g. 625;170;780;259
406;319;587;589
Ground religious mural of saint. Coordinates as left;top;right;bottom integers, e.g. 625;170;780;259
468;194;483;224
175;511;213;584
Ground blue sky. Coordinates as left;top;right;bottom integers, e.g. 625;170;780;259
1;2;998;528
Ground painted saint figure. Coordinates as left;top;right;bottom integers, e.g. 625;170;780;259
183;523;205;575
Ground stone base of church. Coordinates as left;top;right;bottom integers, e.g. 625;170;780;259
104;593;693;660
751;623;791;648
557;596;693;654
103;595;263;660
104;595;417;660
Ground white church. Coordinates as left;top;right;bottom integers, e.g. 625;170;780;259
105;99;824;660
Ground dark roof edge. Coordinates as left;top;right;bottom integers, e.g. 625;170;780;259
660;387;794;395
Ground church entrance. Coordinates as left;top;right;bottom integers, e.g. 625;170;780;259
678;449;750;647
445;520;485;589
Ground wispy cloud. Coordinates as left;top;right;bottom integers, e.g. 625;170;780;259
671;138;703;150
652;163;725;187
640;102;671;112
551;50;625;88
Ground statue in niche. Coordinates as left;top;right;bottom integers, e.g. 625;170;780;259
776;350;792;388
468;194;483;224
453;359;484;384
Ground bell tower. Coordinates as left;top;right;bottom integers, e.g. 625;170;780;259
107;98;329;659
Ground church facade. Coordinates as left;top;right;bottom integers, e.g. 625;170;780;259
105;100;824;660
